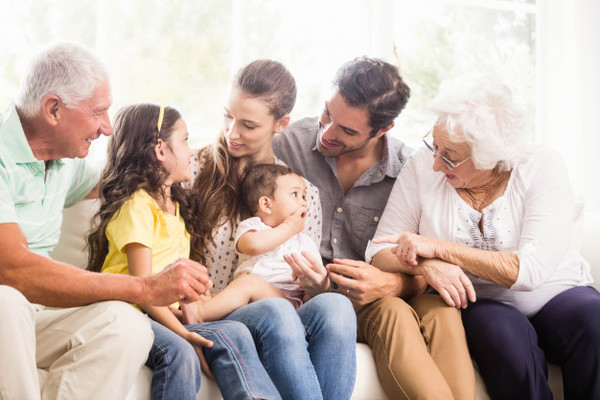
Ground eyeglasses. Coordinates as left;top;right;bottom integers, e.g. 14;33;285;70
422;131;471;171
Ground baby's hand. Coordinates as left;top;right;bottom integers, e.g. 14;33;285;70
282;207;306;236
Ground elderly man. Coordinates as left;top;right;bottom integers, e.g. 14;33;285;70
0;42;211;399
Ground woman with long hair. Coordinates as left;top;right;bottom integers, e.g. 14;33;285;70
186;59;357;400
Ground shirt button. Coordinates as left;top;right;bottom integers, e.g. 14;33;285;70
336;207;343;213
374;216;379;222
333;238;338;244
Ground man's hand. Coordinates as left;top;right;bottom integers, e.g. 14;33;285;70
140;258;212;307
421;259;476;309
327;258;420;305
283;251;329;298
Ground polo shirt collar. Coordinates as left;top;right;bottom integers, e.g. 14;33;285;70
1;103;65;168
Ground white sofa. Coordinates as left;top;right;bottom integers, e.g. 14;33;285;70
47;199;600;400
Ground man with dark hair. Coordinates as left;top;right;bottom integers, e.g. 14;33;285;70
273;56;475;399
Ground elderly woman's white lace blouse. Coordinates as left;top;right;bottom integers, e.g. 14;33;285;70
366;147;592;317
184;151;322;293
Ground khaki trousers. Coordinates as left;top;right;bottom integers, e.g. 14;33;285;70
356;294;475;400
0;285;153;400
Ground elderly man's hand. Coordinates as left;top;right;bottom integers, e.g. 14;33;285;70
141;258;212;307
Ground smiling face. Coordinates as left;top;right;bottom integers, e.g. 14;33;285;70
431;125;495;189
267;173;307;225
162;118;194;185
316;91;382;158
58;81;113;158
223;88;287;164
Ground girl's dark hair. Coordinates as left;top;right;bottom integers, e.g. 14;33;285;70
240;164;296;215
86;103;192;272
189;59;296;264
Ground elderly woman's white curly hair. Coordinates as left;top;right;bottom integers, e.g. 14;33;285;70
427;74;527;172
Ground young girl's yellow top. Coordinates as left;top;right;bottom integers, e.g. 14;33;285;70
101;189;190;300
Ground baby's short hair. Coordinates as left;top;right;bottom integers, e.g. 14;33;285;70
240;164;299;214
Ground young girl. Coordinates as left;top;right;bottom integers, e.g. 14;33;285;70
86;104;281;400
187;59;356;400
184;164;323;323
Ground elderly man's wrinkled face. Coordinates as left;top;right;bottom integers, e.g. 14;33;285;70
58;81;113;158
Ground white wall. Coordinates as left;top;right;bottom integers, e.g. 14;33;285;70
537;0;600;212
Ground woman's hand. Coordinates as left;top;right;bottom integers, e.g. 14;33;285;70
421;258;476;309
373;232;439;267
283;251;330;298
185;331;215;379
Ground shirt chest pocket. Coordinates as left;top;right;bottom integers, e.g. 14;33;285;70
349;206;381;251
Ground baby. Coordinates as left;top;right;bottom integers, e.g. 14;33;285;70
183;163;322;323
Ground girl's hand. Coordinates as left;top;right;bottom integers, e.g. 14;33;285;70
185;331;214;379
421;259;476;309
284;251;329;298
282;207;307;236
373;233;439;267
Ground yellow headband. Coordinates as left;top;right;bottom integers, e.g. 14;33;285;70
157;106;165;135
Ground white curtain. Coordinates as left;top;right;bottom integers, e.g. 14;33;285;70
537;0;600;213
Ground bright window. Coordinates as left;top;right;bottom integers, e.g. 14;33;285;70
0;0;537;153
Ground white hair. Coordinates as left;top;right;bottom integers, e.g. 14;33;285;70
427;74;527;172
14;41;110;118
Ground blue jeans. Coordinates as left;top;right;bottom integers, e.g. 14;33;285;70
147;318;281;400
146;319;201;400
225;293;357;400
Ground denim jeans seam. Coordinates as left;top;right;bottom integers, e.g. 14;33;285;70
150;341;171;400
202;327;277;400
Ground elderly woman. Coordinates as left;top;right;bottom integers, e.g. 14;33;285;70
366;74;600;400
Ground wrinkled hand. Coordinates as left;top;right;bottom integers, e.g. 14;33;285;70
373;233;439;267
186;331;214;380
327;259;403;305
421;259;476;309
282;207;307;236
141;258;212;307
283;251;329;298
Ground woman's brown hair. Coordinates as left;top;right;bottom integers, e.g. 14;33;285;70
189;59;296;264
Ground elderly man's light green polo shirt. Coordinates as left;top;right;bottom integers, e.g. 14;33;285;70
0;103;100;258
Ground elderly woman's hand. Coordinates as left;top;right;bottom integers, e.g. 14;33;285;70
420;258;476;309
373;232;439;267
284;251;330;298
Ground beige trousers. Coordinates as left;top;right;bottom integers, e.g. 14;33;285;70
356;294;476;400
0;285;153;400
